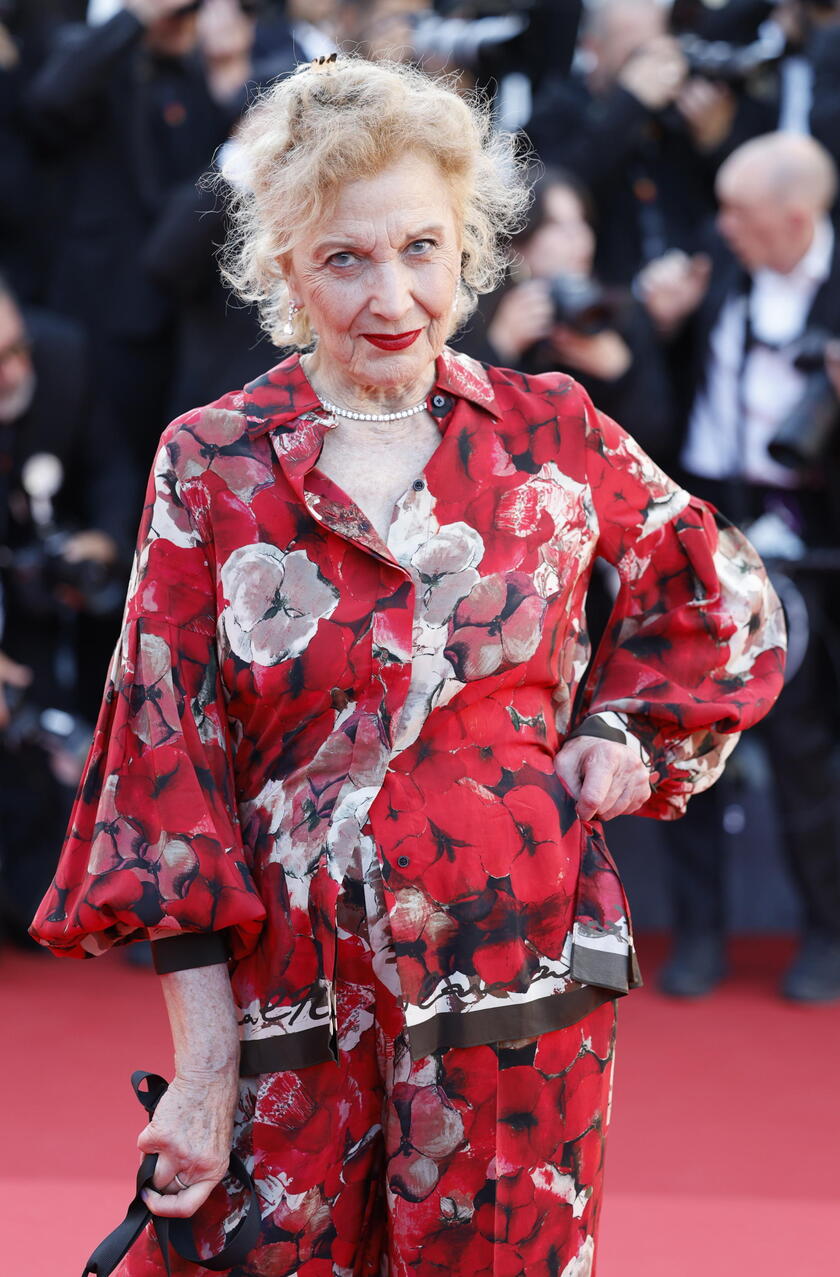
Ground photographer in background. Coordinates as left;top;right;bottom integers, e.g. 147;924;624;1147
524;0;746;286
673;0;840;167
639;132;840;1002
24;0;250;472
144;0;298;417
455;169;674;461
0;280;135;947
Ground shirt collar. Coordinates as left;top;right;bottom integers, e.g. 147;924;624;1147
241;345;501;444
435;347;501;417
795;215;834;286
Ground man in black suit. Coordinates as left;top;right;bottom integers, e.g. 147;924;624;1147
640;131;840;1001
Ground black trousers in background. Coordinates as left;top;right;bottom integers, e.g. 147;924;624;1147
663;475;840;940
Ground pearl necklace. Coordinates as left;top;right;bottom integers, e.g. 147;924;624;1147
319;395;428;423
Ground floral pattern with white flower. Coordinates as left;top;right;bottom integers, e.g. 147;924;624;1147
220;543;339;666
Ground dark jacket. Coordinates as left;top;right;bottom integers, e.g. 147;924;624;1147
25;10;234;339
524;76;719;284
0;307;138;711
0;307;137;555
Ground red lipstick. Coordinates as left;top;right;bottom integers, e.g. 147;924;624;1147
362;330;421;351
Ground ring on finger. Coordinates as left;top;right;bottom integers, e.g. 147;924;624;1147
174;1173;190;1191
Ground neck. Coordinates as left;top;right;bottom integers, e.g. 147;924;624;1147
302;351;436;416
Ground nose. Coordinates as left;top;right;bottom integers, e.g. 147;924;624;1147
366;259;413;322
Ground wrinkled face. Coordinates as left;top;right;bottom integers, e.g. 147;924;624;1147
715;169;803;273
521;185;595;279
0;296;36;424
285;153;462;393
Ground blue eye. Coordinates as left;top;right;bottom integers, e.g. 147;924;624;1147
407;239;436;255
327;252;357;268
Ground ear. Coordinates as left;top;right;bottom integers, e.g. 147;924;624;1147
278;254;299;305
787;204;811;238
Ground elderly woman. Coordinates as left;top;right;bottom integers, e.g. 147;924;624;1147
32;57;785;1276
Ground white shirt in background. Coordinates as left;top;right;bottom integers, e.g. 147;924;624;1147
681;217;834;488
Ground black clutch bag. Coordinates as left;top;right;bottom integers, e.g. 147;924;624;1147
81;1071;260;1277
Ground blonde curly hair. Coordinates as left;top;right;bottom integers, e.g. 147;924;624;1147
213;56;532;349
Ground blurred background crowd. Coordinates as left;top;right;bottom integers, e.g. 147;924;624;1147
3;0;840;1002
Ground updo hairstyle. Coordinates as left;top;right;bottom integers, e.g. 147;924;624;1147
214;56;531;348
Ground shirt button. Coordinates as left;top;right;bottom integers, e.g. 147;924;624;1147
412;478;425;492
431;394;448;410
397;855;410;868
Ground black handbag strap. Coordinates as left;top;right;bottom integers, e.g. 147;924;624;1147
81;1071;261;1276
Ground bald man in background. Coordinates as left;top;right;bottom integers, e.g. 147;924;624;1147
640;132;840;1001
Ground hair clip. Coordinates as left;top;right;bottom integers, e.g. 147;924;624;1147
309;53;338;70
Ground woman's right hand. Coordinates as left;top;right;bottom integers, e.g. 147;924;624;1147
488;280;553;364
139;1068;239;1219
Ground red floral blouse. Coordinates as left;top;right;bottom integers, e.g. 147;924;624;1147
31;349;786;1069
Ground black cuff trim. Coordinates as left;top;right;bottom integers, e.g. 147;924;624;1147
239;1024;337;1075
568;718;627;746
407;985;619;1062
151;932;230;974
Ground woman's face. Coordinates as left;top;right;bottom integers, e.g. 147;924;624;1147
520;185;595;280
285;153;462;396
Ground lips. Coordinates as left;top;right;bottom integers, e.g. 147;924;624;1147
362;330;422;351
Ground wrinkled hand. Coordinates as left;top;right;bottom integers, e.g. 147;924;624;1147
676;77;737;151
488;280;553;363
139;1071;238;1219
551;326;632;380
637;249;711;336
0;649;32;730
554;736;652;822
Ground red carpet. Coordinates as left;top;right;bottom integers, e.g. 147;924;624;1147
2;934;837;1276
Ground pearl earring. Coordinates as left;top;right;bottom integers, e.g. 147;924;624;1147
284;301;301;337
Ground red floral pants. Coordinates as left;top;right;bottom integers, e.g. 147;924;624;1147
117;845;617;1277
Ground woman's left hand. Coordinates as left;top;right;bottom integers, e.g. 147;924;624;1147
554;736;651;822
139;1069;238;1219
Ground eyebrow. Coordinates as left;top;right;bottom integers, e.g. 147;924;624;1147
313;225;448;256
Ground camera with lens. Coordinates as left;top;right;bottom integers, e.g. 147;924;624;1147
547;275;619;337
677;27;785;86
0;531;121;618
768;329;840;471
0;450;123;617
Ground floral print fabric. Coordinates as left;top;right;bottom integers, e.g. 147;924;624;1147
31;349;786;1066
113;838;617;1277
